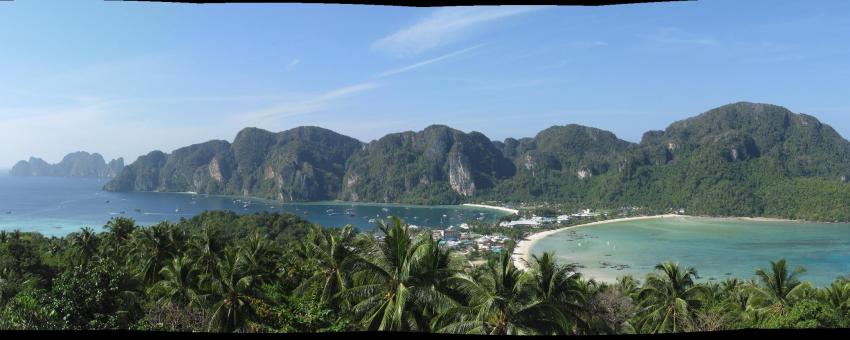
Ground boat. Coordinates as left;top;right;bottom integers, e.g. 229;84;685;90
175;208;181;213
134;208;142;213
120;211;126;214
368;218;376;223
382;207;390;212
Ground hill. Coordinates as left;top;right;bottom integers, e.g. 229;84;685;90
105;102;850;221
10;152;124;178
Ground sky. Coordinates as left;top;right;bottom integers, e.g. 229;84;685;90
1;0;849;166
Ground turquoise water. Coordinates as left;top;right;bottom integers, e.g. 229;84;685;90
0;175;507;237
530;216;850;287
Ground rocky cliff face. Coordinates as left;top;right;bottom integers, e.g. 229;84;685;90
100;102;850;221
340;125;515;204
10;152;124;178
639;102;850;180
105;126;362;201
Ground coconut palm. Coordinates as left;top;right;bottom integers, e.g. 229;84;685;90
102;217;137;256
439;250;538;335
636;262;706;333
295;225;361;305
203;252;261;332
822;280;850;314
188;224;226;281
69;226;100;264
617;276;641;300
343;216;456;332
150;255;201;308
749;258;806;313
128;222;184;285
522;252;588;334
236;232;279;285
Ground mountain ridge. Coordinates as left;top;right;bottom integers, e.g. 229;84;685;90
103;102;850;221
10;151;124;178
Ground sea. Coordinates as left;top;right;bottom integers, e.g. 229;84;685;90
530;216;850;286
0;175;508;237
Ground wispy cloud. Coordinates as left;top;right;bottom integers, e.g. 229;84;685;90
374;44;484;79
286;58;301;71
372;6;547;57
0;102;217;165
235;82;381;123
639;28;719;46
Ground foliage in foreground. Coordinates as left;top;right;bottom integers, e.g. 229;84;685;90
2;212;850;333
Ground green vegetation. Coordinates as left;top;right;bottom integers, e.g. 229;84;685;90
2;213;850;333
10;151;123;178
104;102;850;222
105;126;362;202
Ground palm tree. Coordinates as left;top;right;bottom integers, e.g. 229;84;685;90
439;250;537;335
69;226;100;264
822;280;850;314
203;252;261;332
295;225;362;305
523;252;588;334
151;255;201;308
749;258;806;314
343;216;456;332
102;217;137;256
188;224;226;282
636;262;706;333
617;276;641;300
236;232;279;285
128;222;184;285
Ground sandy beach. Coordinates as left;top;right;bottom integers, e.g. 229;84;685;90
462;203;519;215
511;214;682;272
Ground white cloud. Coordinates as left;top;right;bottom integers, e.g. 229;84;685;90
234;82;381;124
372;6;547;57
0;102;219;166
286;58;301;71
374;44;484;79
639;28;719;46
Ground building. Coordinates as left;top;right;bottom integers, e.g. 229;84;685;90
431;229;443;240
443;229;460;241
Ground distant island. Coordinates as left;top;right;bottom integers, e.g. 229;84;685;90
104;102;850;222
10;151;124;178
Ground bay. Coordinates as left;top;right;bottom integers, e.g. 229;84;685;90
0;175;507;237
530;216;850;287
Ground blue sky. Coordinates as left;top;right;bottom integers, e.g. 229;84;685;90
1;1;849;166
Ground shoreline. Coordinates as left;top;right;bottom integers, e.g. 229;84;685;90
511;213;817;280
462;203;519;215
512;214;682;272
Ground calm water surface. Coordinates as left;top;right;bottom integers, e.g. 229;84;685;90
530;216;850;286
0;175;507;236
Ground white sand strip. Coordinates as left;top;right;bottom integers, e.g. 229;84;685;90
512;214;682;271
462;203;519;215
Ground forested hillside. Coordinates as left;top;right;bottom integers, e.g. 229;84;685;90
105;102;850;221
